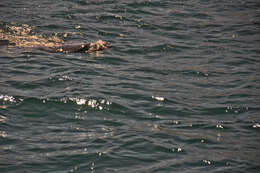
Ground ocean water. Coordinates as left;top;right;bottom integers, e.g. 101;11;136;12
0;0;260;172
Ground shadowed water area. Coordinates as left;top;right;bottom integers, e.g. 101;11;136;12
1;0;260;172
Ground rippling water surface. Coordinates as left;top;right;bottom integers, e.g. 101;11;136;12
1;0;260;172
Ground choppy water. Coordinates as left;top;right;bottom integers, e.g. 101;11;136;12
1;0;260;172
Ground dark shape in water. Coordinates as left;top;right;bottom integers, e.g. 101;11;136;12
42;43;92;53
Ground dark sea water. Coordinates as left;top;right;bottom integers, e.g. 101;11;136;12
1;0;260;172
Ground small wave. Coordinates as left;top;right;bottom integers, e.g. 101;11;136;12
0;94;112;111
0;95;24;109
49;75;73;81
67;97;112;110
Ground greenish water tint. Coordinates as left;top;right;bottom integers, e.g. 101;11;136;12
1;0;260;172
